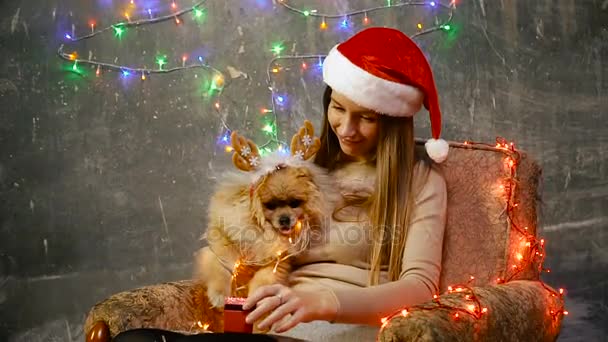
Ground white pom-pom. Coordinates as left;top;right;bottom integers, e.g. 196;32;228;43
425;138;449;163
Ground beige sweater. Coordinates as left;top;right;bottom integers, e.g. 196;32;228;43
288;161;448;325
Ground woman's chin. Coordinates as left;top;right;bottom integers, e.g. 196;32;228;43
340;147;367;161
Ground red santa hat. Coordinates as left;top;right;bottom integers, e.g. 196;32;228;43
322;27;449;163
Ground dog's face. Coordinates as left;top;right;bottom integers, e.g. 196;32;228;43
252;166;320;235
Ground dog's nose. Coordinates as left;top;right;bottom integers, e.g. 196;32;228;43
279;215;291;227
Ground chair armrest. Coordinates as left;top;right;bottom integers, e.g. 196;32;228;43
84;280;222;342
378;280;565;342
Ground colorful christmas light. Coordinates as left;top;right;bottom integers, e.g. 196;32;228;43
57;43;223;79
62;0;207;42
276;0;456;35
57;1;215;84
58;1;457;158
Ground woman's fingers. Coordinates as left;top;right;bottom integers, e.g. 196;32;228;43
257;298;298;330
242;284;309;332
273;309;305;333
243;284;283;310
270;313;292;332
245;295;278;324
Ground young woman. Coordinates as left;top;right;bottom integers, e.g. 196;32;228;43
243;27;449;338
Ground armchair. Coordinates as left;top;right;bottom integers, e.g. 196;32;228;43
84;139;565;342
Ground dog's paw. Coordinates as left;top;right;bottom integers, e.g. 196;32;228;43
206;288;226;309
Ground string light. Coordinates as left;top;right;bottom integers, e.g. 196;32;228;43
340;16;349;29
277;0;455;36
59;1;453;158
62;0;206;42
271;43;284;55
56;1;224;84
194;8;205;18
156;56;167;70
378;138;567;334
207;221;312;299
250;54;329;152
58;44;223;80
320;18;327;30
112;25;124;38
243;0;456;156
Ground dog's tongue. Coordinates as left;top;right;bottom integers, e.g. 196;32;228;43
279;219;302;236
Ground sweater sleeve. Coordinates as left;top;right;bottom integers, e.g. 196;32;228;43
329;168;447;325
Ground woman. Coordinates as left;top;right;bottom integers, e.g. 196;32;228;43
243;27;449;338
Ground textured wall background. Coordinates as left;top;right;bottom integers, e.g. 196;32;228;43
0;0;606;340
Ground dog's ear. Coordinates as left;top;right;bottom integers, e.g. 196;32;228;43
290;120;321;161
294;166;312;179
248;184;267;227
230;131;261;172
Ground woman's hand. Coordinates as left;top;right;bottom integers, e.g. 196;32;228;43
243;284;339;333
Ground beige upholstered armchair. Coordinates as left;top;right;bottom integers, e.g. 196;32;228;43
84;139;565;342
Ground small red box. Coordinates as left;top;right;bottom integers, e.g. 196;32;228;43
224;297;253;333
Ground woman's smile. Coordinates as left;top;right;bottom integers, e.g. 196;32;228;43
338;137;362;144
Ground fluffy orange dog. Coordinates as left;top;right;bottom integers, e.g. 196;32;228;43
194;121;335;309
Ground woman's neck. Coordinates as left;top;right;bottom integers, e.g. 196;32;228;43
338;151;376;164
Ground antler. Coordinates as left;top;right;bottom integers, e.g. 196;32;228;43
230;131;261;172
290;120;321;161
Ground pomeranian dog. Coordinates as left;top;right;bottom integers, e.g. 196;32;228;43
194;121;335;309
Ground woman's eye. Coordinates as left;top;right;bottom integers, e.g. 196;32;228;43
332;105;345;112
361;116;376;122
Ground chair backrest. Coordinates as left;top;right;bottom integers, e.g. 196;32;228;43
419;140;542;292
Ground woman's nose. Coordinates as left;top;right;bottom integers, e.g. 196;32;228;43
337;115;357;137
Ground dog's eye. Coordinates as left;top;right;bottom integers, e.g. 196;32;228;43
264;201;278;210
288;199;303;208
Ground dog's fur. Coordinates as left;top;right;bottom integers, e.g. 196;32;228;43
194;155;335;309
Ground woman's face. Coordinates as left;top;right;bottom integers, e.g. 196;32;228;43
327;91;379;161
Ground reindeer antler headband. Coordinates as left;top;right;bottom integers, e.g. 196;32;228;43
230;120;321;173
229;120;321;200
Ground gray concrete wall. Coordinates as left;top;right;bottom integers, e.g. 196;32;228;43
0;0;606;340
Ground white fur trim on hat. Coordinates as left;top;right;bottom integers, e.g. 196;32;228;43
425;138;449;163
323;45;424;117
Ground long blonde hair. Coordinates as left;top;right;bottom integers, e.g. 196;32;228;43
314;86;430;285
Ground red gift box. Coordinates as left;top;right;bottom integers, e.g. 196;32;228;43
224;297;253;333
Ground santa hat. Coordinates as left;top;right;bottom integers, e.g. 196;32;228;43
322;27;449;163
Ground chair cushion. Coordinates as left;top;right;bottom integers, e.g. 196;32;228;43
422;140;542;291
